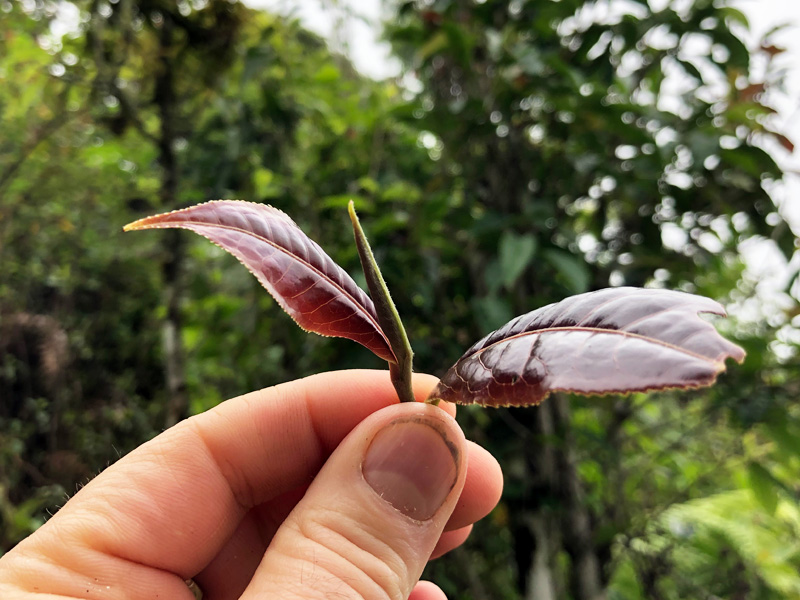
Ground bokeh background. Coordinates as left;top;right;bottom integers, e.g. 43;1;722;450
2;0;800;598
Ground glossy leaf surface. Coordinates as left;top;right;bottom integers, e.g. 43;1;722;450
124;201;396;362
431;288;745;407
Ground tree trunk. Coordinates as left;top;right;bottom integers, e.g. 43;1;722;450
516;404;560;600
161;231;187;427
155;16;188;428
524;511;558;600
513;396;607;600
552;395;605;600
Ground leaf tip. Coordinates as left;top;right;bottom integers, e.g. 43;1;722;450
347;199;358;224
717;339;746;367
122;219;143;232
732;346;747;364
123;212;165;232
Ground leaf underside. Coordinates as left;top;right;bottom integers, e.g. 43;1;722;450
431;287;746;407
124;201;396;363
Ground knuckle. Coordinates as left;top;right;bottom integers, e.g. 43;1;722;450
186;415;259;509
288;506;410;600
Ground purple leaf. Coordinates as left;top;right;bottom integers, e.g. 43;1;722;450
431;287;745;406
124;201;396;362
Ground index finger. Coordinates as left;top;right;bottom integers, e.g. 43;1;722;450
37;370;448;578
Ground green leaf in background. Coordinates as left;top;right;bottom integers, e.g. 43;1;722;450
484;257;505;295
253;168;280;198
499;231;537;291
686;129;720;165
662;491;800;597
719;6;750;28
747;461;779;514
313;64;340;83
544;249;590;294
416;31;448;63
766;419;800;459
471;294;513;333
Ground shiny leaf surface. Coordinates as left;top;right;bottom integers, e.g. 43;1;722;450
431;288;745;407
124;201;396;362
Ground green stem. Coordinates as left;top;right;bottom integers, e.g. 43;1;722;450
348;201;415;403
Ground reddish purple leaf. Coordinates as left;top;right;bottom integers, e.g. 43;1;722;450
431;288;745;407
124;201;396;363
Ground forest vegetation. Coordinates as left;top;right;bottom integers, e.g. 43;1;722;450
1;0;799;598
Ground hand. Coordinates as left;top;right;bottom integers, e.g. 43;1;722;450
0;370;503;599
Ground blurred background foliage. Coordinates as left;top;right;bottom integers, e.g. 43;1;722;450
1;0;799;598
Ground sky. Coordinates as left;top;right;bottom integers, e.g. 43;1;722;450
246;0;397;80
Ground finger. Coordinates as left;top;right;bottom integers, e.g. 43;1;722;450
409;580;448;600
192;484;308;600
241;402;466;599
431;525;473;559
196;440;499;595
190;509;263;600
445;441;502;531
7;370;440;589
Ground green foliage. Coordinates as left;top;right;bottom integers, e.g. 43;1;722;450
1;1;799;599
649;490;800;598
498;231;537;292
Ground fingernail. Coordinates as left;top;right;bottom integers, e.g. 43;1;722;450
362;416;459;521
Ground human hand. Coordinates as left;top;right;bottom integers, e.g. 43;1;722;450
0;370;503;599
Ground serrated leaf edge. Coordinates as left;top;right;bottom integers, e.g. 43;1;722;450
437;368;735;407
430;298;746;407
124;200;396;360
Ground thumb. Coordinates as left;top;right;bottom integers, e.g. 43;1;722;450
241;401;467;600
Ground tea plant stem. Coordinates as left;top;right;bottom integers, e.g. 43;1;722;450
348;201;415;403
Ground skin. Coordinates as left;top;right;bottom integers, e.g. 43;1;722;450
0;370;503;600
